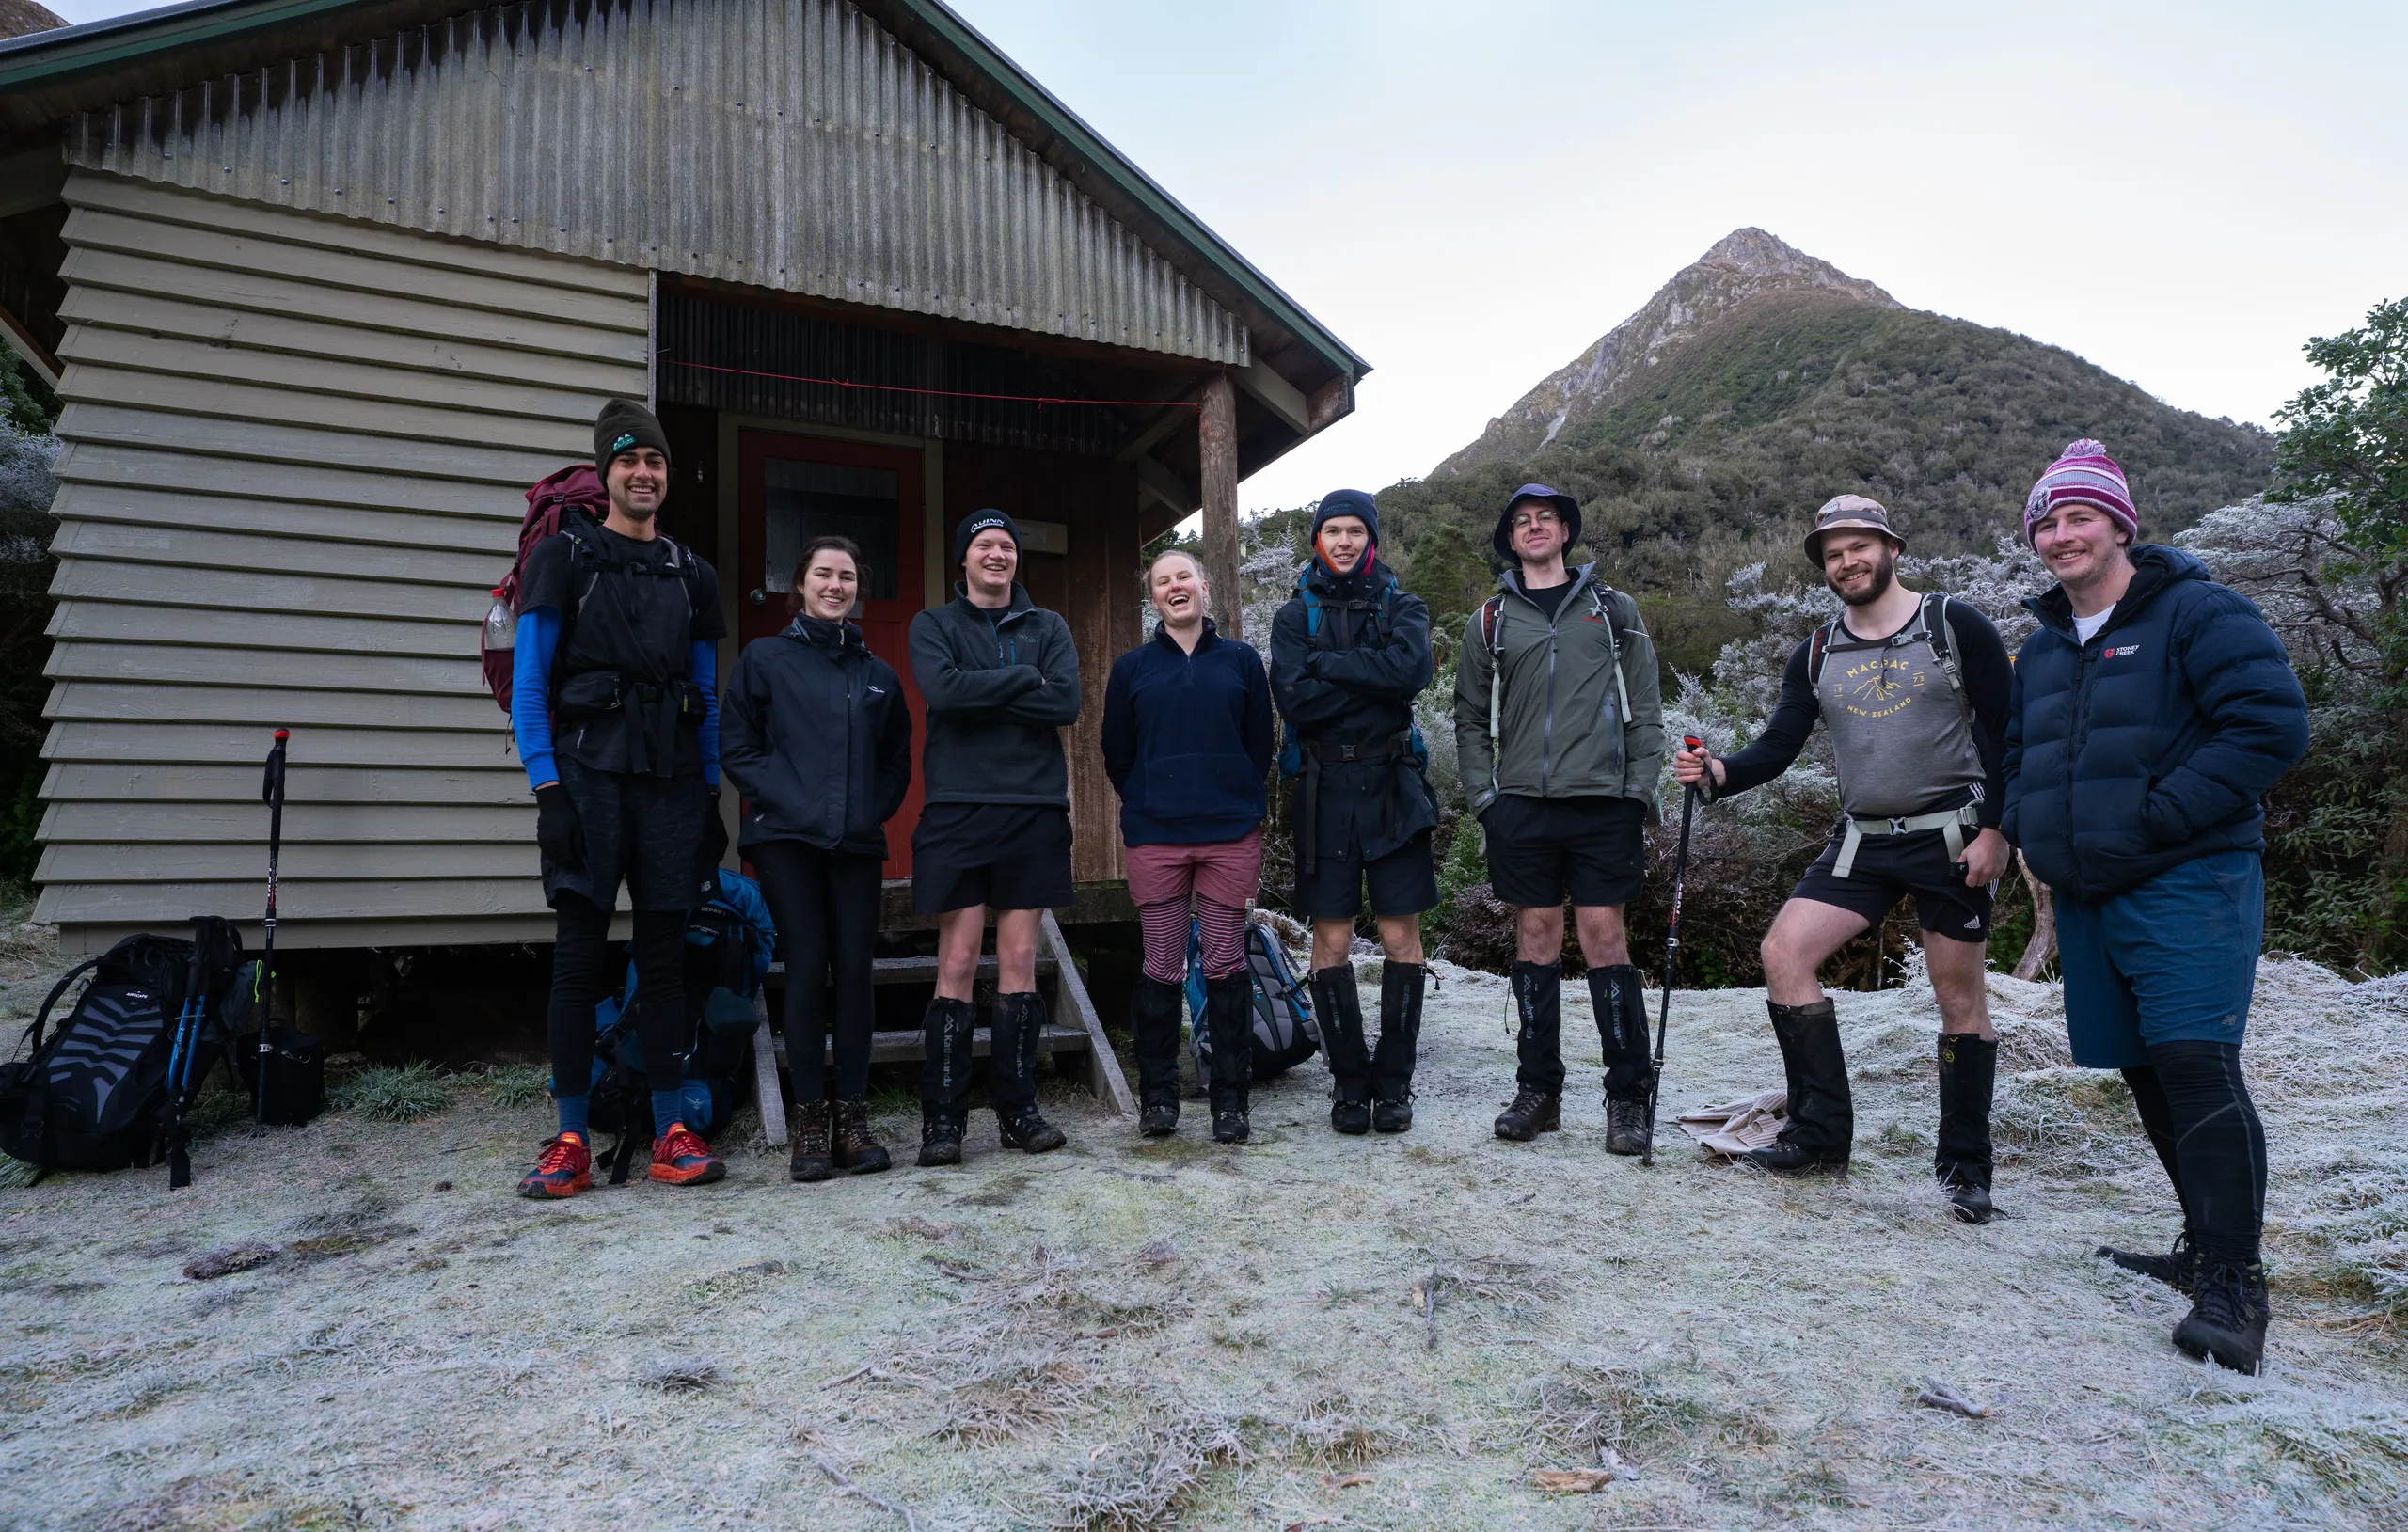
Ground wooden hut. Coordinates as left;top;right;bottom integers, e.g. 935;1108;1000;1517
0;0;1366;973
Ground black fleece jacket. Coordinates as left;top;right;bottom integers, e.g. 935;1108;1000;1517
908;583;1082;808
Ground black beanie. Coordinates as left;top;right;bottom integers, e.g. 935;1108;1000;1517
594;399;671;472
1312;488;1380;545
952;509;1022;567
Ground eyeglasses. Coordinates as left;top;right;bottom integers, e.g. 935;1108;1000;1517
1511;509;1562;529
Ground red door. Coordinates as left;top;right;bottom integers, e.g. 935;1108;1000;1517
736;432;927;878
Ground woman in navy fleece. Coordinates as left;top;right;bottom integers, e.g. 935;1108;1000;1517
1101;550;1275;1144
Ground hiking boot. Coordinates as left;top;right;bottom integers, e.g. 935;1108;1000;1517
1130;977;1185;1139
1371;962;1425;1129
788;1100;833;1183
2173;1261;2271;1374
999;1108;1067;1154
917;1110;965;1168
518;1132;592;1199
1743;999;1851;1176
649;1123;725;1187
1494;1087;1560;1142
1314;964;1372;1135
1212;1107;1250;1145
1604;1096;1650;1156
832;1098;890;1176
1935;1033;1998;1224
2097;1230;2199;1295
1941;1169;1994;1224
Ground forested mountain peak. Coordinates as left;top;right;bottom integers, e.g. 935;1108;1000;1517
1436;227;1900;476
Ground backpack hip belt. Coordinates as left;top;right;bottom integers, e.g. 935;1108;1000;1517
1294;731;1414;876
1832;802;1983;879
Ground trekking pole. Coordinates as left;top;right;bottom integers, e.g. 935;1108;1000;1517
1640;736;1704;1168
166;934;211;1189
256;729;288;1125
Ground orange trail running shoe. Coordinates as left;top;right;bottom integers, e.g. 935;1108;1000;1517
649;1123;725;1187
519;1132;592;1199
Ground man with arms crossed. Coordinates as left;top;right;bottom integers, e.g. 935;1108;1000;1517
1455;484;1666;1153
1673;496;2012;1219
1271;490;1438;1135
908;511;1081;1166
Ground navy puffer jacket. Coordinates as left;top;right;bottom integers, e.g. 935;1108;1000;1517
2003;545;2307;903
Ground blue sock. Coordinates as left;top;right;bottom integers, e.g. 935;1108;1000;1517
652;1088;686;1136
555;1091;590;1142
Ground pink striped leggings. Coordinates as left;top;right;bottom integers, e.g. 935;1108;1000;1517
1139;895;1247;985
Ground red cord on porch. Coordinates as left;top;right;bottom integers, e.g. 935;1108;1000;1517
659;358;1201;411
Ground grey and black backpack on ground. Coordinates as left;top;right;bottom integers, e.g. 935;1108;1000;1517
0;922;250;1181
1184;920;1322;1082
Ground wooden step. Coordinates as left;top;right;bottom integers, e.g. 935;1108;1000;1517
765;954;1058;987
771;1025;1093;1066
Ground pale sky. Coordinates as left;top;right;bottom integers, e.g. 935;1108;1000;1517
44;0;2408;515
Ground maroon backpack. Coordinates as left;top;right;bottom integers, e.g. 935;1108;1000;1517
480;465;610;712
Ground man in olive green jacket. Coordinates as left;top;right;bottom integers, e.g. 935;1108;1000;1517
1452;484;1665;1154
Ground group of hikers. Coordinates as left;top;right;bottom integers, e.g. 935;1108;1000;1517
509;401;2307;1376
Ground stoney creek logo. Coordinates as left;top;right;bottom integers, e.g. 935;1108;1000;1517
1834;656;1925;719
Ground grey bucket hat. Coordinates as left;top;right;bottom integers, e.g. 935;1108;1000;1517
1802;495;1904;563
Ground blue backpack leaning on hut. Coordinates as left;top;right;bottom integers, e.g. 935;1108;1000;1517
1184;917;1322;1082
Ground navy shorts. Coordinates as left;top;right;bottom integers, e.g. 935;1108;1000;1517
1292;829;1437;921
1481;794;1646;909
543;754;711;913
1790;825;1991;940
2055;850;2263;1070
911;802;1075;913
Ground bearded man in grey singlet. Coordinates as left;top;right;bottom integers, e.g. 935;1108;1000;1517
1672;497;2014;1221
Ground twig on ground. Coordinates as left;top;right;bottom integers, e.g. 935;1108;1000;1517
815;1456;919;1531
1413;1267;1453;1350
1916;1378;1991;1419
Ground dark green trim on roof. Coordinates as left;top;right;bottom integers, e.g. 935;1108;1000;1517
0;0;362;87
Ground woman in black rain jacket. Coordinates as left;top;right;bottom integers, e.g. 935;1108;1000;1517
722;535;912;1182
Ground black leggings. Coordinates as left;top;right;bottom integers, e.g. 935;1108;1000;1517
2123;1039;2268;1269
751;840;884;1102
548;893;687;1099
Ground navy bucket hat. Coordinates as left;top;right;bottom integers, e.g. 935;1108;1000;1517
1493;483;1581;562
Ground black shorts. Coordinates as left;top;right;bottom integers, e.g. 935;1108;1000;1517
1481;794;1646;909
1292;829;1437;921
1790;826;1992;940
543;754;710;913
911;802;1075;913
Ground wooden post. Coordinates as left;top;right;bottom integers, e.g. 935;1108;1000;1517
1198;372;1242;640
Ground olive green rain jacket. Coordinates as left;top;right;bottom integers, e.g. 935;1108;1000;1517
1452;564;1665;819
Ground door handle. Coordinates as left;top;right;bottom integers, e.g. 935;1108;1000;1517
747;589;768;608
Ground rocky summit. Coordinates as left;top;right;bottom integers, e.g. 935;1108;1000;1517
1437;228;1902;476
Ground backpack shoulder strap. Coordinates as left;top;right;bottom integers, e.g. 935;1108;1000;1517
1806;619;1840;687
27;956;102;1056
1587;581;1638;730
1919;592;1969;719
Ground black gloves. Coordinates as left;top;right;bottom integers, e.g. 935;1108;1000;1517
534;783;585;873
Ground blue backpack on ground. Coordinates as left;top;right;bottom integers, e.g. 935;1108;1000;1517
589;868;775;1177
1185;917;1322;1082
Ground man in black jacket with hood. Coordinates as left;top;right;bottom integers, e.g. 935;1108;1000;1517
1272;489;1438;1135
907;511;1082;1166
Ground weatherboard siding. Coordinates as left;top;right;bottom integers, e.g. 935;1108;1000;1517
63;0;1246;367
35;170;648;953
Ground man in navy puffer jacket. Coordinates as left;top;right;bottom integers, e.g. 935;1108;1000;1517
2004;439;2307;1376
